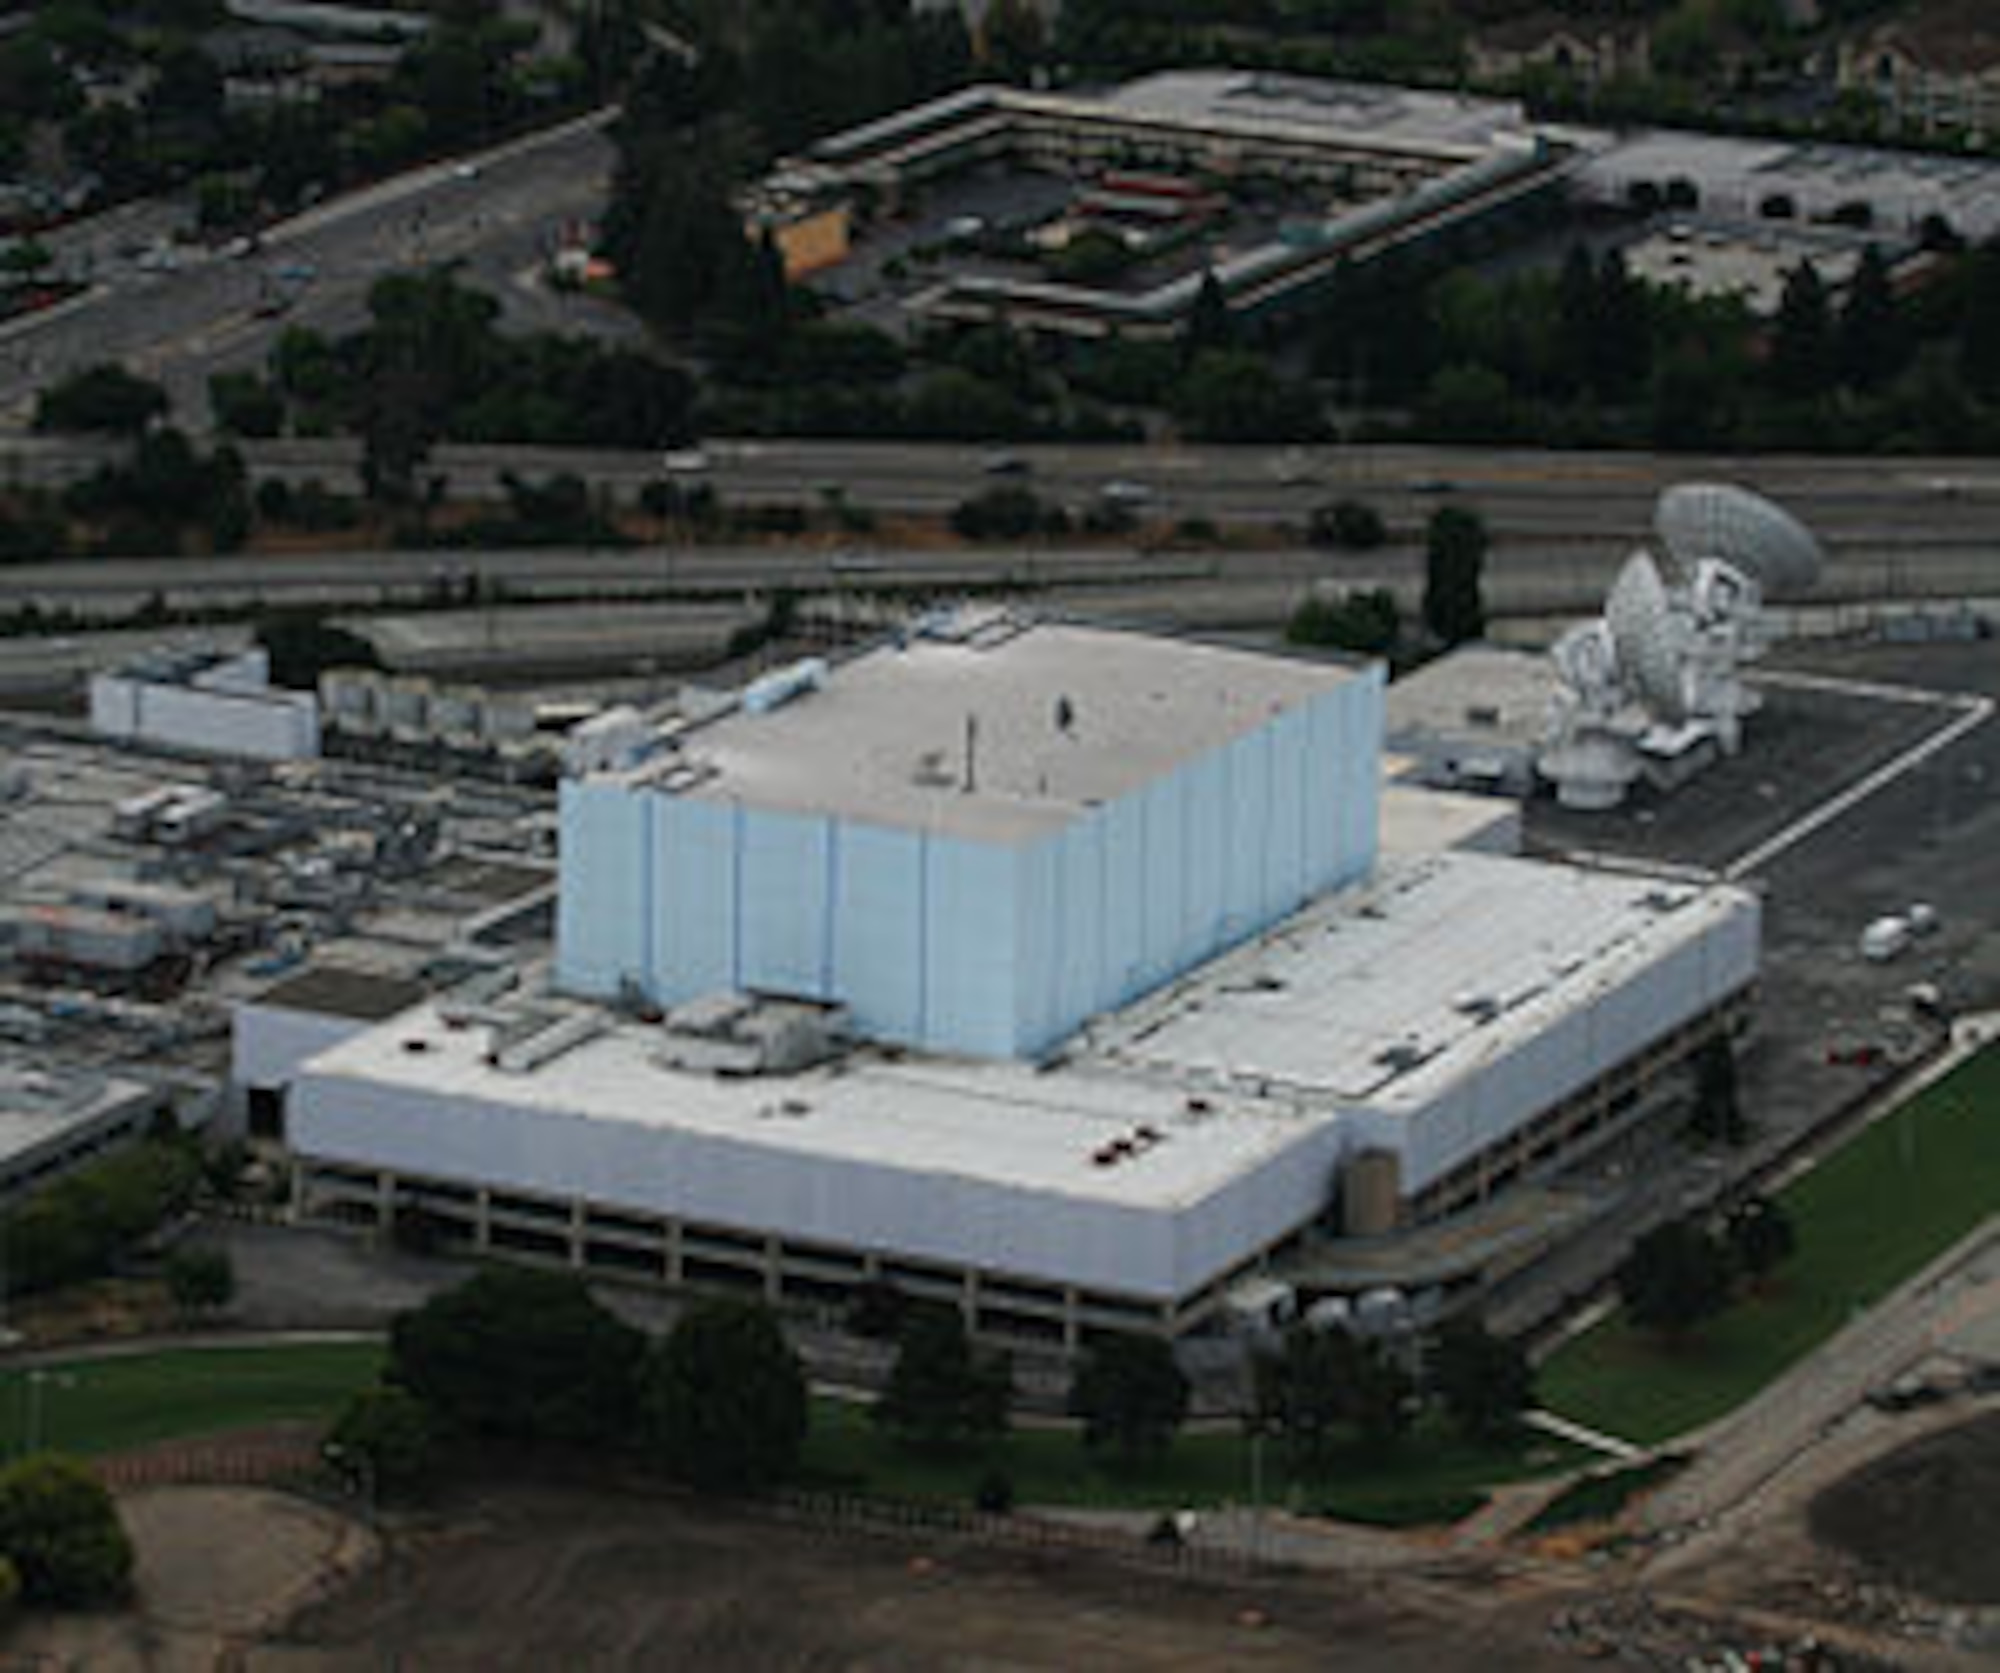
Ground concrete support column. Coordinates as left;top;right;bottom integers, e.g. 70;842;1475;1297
764;1237;783;1303
375;1170;395;1236
1061;1288;1080;1354
472;1188;492;1254
663;1220;683;1285
568;1201;587;1270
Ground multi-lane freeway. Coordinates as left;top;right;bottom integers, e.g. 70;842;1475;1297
0;110;630;432
2;113;1997;632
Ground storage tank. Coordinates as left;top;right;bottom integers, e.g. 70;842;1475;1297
1342;1146;1402;1238
381;677;432;738
428;689;482;742
481;695;538;745
319;669;380;733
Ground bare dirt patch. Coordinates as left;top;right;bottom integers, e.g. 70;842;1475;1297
4;1484;369;1672
1809;1410;2000;1606
265;1481;1574;1672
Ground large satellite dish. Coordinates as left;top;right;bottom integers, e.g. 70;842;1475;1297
1654;483;1823;597
1606;550;1686;722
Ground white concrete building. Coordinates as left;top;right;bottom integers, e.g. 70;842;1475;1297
246;616;1759;1342
90;647;320;762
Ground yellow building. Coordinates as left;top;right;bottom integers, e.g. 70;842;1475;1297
745;194;852;279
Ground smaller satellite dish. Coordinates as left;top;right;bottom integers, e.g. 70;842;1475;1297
1654;483;1823;597
1606;550;1687;723
1552;620;1620;703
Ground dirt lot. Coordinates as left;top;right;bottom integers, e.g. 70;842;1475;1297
2;1476;1582;1672
1810;1410;2000;1607
260;1482;1577;1672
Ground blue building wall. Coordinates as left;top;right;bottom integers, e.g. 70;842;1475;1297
558;666;1384;1057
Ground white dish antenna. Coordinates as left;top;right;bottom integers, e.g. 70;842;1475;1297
1654;483;1823;597
1606;550;1687;723
1551;619;1620;706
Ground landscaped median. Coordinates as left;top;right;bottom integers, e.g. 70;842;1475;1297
1538;1042;2000;1447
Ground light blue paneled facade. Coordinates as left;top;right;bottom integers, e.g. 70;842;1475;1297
558;665;1385;1058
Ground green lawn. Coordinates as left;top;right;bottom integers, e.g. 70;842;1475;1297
0;1341;386;1460
1539;1045;2000;1445
0;1338;1578;1527
803;1400;1585;1524
1522;1455;1686;1534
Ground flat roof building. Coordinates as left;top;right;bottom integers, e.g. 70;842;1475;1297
288;850;1755;1337
559;615;1383;1057
232;612;1760;1342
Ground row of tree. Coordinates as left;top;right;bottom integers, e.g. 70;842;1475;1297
1616;1196;1798;1339
332;1266;1541;1505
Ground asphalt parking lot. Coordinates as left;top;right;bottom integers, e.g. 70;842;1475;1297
1529;638;2000;1143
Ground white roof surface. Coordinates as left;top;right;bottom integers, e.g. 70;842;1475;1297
302;851;1753;1209
1383;643;1555;751
1107;71;1536;159
1083;851;1753;1114
637;618;1359;843
303;992;1314;1212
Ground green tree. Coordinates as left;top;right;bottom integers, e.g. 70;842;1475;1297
1307;500;1386;551
1688;1036;1746;1146
875;1306;1011;1451
253;608;382;689
1617;1220;1733;1339
1768;261;1834;401
1837;245;1905;392
1422;505;1488;646
33;365;168;436
1429;1318;1533;1442
1251;1327;1411;1461
1589;250;1653;400
325;1385;435;1496
1958;240;2000;401
1725;1195;1796;1288
1172;350;1320;443
0;1455;133;1607
165;1246;234;1315
3;1141;201;1296
1286;588;1399;656
1068;1334;1189;1466
208;372;285;439
388;1268;646;1445
642;1299;808;1491
1181;269;1235;362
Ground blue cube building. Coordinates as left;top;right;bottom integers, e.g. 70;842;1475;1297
557;616;1383;1057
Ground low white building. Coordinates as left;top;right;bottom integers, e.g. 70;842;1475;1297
90;647;320;762
280;850;1756;1342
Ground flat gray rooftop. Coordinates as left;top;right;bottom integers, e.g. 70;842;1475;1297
1107;71;1535;159
1586;129;2000;239
1384;643;1555;752
650;617;1361;843
257;965;430;1022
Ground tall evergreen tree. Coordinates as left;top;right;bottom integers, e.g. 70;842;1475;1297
1838;245;1905;392
1422;505;1489;647
1769;261;1834;401
1592;249;1653;400
1182;270;1235;363
1957;240;2000;401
